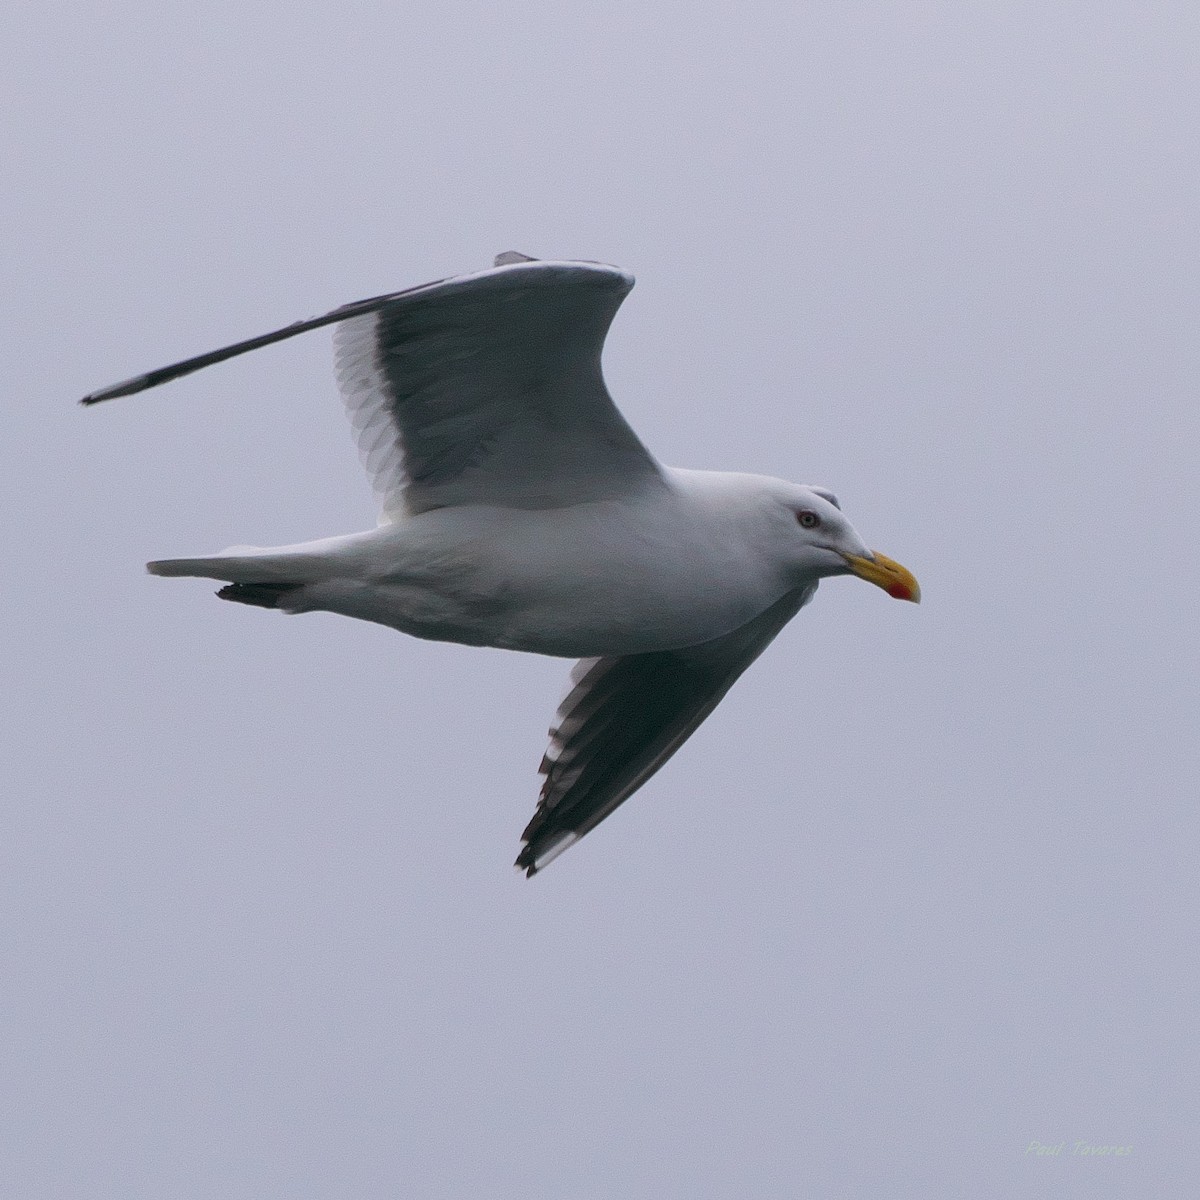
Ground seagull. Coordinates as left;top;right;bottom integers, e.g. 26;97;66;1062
82;252;919;875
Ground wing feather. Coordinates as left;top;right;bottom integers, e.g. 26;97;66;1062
333;258;663;516
81;255;664;518
517;586;817;875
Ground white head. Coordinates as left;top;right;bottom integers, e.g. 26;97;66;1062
767;480;920;601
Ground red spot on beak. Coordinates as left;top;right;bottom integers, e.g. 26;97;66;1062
887;581;915;601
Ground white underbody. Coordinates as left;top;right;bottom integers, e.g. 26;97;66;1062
149;469;823;659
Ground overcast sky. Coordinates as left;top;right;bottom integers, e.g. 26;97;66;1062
4;2;1197;1197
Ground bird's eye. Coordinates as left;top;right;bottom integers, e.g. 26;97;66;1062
797;510;821;529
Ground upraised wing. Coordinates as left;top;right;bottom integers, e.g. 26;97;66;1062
333;256;663;515
517;585;818;875
82;254;664;517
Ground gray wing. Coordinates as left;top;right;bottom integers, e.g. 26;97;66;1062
81;253;663;517
516;586;817;876
333;255;662;516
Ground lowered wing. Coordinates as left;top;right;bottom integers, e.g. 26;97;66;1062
518;585;818;875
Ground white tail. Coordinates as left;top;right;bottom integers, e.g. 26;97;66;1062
147;548;309;584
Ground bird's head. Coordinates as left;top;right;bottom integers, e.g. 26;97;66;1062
774;484;920;602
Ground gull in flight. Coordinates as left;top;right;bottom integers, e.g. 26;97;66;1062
82;252;919;875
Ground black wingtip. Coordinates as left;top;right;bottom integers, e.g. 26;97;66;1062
79;373;155;406
494;250;538;267
216;582;303;609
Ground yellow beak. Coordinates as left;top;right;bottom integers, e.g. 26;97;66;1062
842;551;921;603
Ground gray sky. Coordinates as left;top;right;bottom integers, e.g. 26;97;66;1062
4;2;1197;1196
